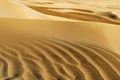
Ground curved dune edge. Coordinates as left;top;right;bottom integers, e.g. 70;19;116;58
0;0;77;21
14;0;120;25
0;37;120;80
1;0;120;24
28;6;120;25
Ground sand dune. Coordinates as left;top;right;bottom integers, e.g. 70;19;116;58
0;18;120;80
17;0;120;25
0;0;120;80
0;37;120;80
0;0;76;21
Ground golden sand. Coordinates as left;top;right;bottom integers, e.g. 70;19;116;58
0;0;120;80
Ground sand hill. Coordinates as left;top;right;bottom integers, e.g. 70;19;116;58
0;0;120;80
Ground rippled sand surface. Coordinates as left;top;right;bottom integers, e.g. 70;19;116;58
0;0;120;80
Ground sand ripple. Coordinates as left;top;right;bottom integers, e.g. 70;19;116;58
0;38;119;80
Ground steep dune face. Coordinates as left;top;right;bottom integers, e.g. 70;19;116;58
0;0;120;80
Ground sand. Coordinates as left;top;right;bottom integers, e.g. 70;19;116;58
0;0;120;80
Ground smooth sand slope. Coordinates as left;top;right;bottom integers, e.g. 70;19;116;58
0;0;120;80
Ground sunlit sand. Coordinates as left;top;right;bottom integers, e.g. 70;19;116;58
0;0;120;80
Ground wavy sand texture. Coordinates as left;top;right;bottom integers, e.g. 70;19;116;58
0;37;120;80
0;0;120;80
0;18;120;80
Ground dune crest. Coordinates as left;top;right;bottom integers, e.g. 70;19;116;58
14;0;120;25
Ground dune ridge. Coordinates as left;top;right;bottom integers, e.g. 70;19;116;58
0;37;120;80
1;0;120;24
28;6;120;25
15;0;120;25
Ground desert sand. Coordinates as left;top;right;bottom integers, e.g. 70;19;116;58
0;0;120;80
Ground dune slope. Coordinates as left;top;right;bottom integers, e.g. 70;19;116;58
0;37;120;80
0;18;120;80
0;0;120;80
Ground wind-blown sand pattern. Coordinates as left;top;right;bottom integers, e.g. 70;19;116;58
0;0;120;80
0;37;120;80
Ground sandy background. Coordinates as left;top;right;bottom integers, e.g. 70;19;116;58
0;0;120;80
